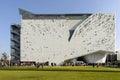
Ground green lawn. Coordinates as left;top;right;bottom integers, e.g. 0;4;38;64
0;66;120;80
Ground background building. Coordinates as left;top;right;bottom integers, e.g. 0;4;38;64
11;24;20;65
11;9;115;65
117;51;120;61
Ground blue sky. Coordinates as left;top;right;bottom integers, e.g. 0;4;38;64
0;0;120;56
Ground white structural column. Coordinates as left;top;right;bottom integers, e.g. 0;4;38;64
84;51;108;63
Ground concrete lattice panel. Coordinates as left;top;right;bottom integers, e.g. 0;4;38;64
20;9;115;65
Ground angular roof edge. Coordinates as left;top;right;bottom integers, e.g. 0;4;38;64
19;8;92;16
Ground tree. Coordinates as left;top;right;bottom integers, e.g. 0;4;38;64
1;52;8;61
1;52;9;66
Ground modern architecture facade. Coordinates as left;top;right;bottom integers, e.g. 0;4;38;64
11;24;20;65
11;9;115;65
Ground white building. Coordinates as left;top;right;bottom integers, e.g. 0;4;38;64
117;51;120;60
11;9;115;65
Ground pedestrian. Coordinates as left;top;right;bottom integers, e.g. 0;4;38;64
93;63;95;68
97;63;99;68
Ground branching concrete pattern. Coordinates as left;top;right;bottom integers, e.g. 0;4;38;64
19;9;115;65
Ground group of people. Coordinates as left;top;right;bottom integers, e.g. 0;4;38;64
35;62;44;69
35;62;57;69
92;63;99;68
